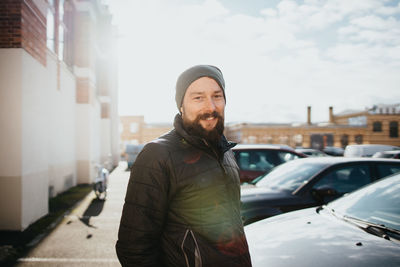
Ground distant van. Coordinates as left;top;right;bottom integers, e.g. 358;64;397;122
344;144;400;158
125;144;145;169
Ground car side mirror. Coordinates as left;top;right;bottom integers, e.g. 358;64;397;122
311;187;338;203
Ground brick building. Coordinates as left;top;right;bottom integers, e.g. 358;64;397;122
0;0;119;230
120;104;400;153
120;115;172;147
225;104;400;149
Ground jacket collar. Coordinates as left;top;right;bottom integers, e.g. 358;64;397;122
173;114;236;156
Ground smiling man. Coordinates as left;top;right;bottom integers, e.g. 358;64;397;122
116;65;252;267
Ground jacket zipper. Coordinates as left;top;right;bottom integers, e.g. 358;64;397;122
181;229;203;267
202;139;227;175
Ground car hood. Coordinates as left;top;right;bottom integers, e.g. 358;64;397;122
245;208;400;267
240;186;292;204
241;186;289;197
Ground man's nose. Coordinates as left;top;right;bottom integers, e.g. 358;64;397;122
203;97;216;112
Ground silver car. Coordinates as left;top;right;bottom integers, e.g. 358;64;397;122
245;173;400;267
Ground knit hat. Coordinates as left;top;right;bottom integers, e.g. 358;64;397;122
175;65;225;110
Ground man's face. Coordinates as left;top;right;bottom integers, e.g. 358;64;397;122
180;77;225;139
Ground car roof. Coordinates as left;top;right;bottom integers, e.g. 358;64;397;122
295;148;321;152
233;144;295;151
380;150;400;154
288;156;400;165
346;144;399;148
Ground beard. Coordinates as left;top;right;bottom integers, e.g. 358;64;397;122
182;111;225;146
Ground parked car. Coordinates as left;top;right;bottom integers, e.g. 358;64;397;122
232;144;306;183
125;144;145;169
323;146;344;156
344;144;400;157
295;148;330;157
245;172;400;267
240;157;400;225
372;150;400;159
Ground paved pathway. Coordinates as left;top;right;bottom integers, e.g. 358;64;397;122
16;162;130;266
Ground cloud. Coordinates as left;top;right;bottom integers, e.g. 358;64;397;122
109;0;400;123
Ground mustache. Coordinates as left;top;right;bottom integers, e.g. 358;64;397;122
197;111;222;121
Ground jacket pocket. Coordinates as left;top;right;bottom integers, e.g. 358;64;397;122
181;229;202;267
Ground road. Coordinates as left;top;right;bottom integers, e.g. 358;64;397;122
16;162;130;266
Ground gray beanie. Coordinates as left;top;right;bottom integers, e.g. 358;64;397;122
175;65;225;110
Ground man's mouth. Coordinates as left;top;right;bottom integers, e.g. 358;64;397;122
183;110;225;141
199;111;220;121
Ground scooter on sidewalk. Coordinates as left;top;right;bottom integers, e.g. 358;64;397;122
93;164;109;200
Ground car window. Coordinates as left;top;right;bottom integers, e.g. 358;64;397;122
376;163;400;179
234;150;280;172
257;161;326;191
277;151;300;162
313;164;371;194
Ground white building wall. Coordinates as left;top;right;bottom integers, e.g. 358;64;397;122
76;100;101;184
47;54;77;197
101;119;112;169
0;0;118;231
109;52;120;168
20;49;50;230
0;49;23;230
0;48;78;230
76;105;92;183
92;100;101;174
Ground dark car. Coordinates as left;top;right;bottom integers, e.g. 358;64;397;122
125;144;145;169
373;150;400;159
323;146;344;156
295;148;330;157
245;173;400;267
240;157;400;225
232;144;306;183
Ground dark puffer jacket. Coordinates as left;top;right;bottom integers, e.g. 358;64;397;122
116;115;252;267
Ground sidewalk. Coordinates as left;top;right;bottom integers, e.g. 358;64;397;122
2;162;130;267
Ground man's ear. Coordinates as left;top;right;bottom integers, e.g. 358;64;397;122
180;106;183;114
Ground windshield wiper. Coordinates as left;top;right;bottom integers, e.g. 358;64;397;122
342;215;400;241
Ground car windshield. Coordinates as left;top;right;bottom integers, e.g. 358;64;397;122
329;174;400;231
256;160;327;192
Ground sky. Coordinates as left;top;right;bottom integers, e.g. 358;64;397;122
105;0;400;124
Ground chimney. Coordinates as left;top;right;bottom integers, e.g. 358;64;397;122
307;106;311;125
329;106;334;123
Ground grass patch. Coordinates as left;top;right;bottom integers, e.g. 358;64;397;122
0;184;92;265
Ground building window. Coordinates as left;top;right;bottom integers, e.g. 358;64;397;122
279;136;289;145
58;25;64;60
293;134;303;147
340;134;349;148
355;135;363;144
130;123;139;133
46;1;56;52
390;121;399;138
58;0;65;61
46;0;73;64
101;103;109;119
372;122;382;132
62;0;74;66
348;116;367;126
247;136;257;144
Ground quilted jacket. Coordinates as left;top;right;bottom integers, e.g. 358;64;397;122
116;114;252;267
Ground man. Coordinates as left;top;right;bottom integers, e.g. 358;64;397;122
116;65;252;267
